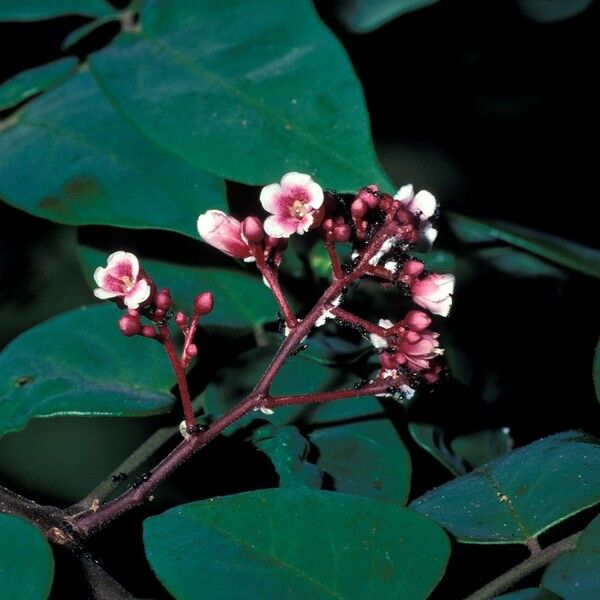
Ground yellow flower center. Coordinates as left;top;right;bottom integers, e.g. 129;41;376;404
290;200;307;219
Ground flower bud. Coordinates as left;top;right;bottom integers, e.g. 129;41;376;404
185;344;198;358
379;352;397;370
379;194;394;212
154;289;172;311
321;218;334;232
357;185;380;209
194;292;214;316
242;216;265;243
142;325;157;338
118;314;141;337
175;311;187;326
351;198;367;219
333;224;351;243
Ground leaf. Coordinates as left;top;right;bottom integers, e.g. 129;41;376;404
517;0;594;23
408;423;465;476
594;339;600;403
309;396;411;503
448;213;600;279
497;589;560;600
411;431;600;544
0;57;78;110
450;428;514;470
0;513;54;600
144;489;450;600
61;15;120;51
475;247;566;279
252;425;322;489
337;0;440;34
0;70;226;238
0;0;114;20
88;0;391;191
0;305;176;437
542;514;600;600
79;246;280;328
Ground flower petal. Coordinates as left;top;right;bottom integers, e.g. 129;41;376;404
263;214;301;238
94;288;122;300
412;190;437;219
280;172;314;188
124;278;151;309
106;251;139;281
394;184;414;202
259;183;282;214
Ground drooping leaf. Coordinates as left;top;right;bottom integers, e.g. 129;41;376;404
411;431;600;544
496;589;559;600
408;423;465;476
0;305;176;437
61;15;120;51
542;514;600;600
594;338;600;403
144;489;450;600
309;396;411;503
337;0;440;34
89;0;391;191
450;428;514;470
252;424;322;489
0;70;226;238
518;0;594;23
0;57;78;110
475;247;566;279
79;246;280;328
0;513;54;599
448;213;600;279
0;0;114;21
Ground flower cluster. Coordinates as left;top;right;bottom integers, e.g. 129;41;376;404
196;171;455;392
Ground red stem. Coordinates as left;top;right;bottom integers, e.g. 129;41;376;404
324;240;343;279
181;315;200;367
160;327;195;430
254;254;297;329
330;306;389;336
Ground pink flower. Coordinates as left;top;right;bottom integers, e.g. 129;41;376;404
411;273;455;317
394;184;438;250
260;172;324;238
93;251;152;309
197;210;253;260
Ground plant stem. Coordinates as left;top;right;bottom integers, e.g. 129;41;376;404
464;532;581;600
330;306;390;336
324;240;343;279
160;326;195;430
254;255;297;328
267;381;389;408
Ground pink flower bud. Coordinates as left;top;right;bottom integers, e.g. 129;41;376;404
411;274;455;317
357;185;379;209
333;224;351;243
379;352;397;370
118;314;141;337
321;218;334;232
402;260;425;277
241;216;265;244
403;310;431;331
197;210;252;259
185;344;198;358
175;311;187;326
194;292;214;316
142;325;156;338
154;290;172;311
351;198;367;219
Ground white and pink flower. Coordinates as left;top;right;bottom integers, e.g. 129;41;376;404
93;251;152;309
197;210;253;260
394;184;438;250
260;172;324;238
411;273;455;317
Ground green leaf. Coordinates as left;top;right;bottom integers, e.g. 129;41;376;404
448;213;600;279
309;396;411;503
450;428;514;470
253;425;322;489
0;513;54;599
497;589;559;600
594;339;600;403
518;0;593;23
337;0;440;34
408;423;465;476
0;70;226;238
144;489;450;600
0;0;114;20
411;431;600;544
0;58;78;110
0;305;176;437
61;15;120;51
542;514;600;600
475;247;566;279
88;0;391;191
79;246;279;328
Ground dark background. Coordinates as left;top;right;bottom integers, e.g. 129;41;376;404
0;0;598;597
